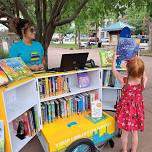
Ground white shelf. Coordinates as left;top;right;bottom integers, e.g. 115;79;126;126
36;68;99;79
7;102;37;123
41;85;100;102
10;129;37;152
102;102;116;111
102;86;121;90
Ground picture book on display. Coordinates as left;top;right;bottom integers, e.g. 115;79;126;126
0;121;4;152
77;72;90;88
99;49;114;67
0;68;9;86
0;57;33;82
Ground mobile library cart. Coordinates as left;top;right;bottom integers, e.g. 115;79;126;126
0;58;116;152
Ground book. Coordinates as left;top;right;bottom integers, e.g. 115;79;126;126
0;68;9;86
99;49;114;67
45;78;50;97
91;100;102;118
0;121;4;152
77;72;90;88
0;57;33;81
117;37;139;61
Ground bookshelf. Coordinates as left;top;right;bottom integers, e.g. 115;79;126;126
35;68;103;151
0;67;116;152
101;67;126;111
0;77;41;152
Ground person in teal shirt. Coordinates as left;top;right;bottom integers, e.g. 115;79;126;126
9;18;44;71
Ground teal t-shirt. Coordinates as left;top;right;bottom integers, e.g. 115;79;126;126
9;40;44;65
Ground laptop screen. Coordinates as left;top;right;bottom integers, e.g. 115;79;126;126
60;53;89;71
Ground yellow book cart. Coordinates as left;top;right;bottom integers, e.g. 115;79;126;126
0;68;116;152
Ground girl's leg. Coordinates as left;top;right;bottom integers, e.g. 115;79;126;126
131;131;138;152
121;129;129;152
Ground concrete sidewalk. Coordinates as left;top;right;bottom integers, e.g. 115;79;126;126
20;47;152;152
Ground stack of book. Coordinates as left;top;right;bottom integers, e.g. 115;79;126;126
38;76;70;99
102;70;121;88
12;107;39;138
41;91;99;124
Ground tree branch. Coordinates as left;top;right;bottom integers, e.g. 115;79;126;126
55;0;89;26
14;0;34;25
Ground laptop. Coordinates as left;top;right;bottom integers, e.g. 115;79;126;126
48;53;89;72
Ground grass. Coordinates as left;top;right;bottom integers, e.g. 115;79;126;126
139;50;152;56
50;43;78;49
50;43;98;49
0;48;9;59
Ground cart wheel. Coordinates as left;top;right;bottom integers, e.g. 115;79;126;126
65;138;96;152
108;139;114;148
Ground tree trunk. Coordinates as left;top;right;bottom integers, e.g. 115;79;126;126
43;24;56;69
75;30;78;45
149;21;152;51
78;28;81;48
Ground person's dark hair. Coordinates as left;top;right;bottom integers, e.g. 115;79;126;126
14;18;32;39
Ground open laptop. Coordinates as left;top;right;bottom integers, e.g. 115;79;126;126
48;53;89;72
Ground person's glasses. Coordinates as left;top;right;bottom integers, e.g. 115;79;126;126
29;27;36;33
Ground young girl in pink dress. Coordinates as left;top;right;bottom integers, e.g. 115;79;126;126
112;53;148;152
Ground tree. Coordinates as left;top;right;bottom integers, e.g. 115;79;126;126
0;0;89;67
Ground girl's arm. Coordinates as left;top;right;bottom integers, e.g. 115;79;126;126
143;71;148;88
112;52;124;86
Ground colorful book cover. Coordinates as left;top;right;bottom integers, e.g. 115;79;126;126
77;72;90;88
0;68;9;86
0;57;33;81
117;37;139;61
99;49;114;67
91;100;102;118
0;121;4;152
12;112;31;136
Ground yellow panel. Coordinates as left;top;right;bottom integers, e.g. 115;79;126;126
0;88;12;152
41;112;115;152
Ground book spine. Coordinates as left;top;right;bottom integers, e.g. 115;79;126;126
45;77;50;97
23;112;32;136
28;110;35;135
51;101;55;121
47;102;52;123
48;77;53;96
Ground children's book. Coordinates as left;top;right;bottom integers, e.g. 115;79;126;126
117;27;139;62
77;72;90;88
0;68;9;86
0;57;33;81
0;121;4;152
99;49;114;67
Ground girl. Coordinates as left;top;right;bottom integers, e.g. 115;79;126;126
9;18;44;71
112;53;148;152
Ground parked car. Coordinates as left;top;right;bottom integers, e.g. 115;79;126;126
139;37;149;50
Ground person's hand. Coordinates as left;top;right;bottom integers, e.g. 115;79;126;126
30;65;41;71
38;64;44;70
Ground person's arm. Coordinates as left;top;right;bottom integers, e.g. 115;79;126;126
143;71;148;88
112;52;124;86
